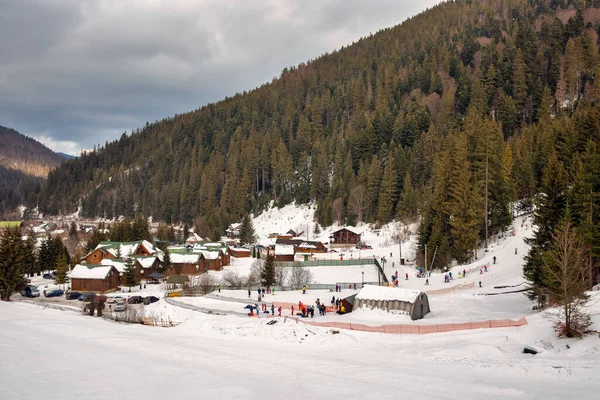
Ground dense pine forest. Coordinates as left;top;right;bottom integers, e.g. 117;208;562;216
36;0;600;280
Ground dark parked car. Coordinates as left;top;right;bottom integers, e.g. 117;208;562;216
45;289;64;298
43;273;52;279
127;296;143;304
65;291;82;300
78;292;96;302
143;296;159;305
97;295;108;303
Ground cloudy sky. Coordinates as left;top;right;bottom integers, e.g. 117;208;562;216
0;0;441;155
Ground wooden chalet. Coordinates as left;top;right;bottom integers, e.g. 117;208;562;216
273;244;295;262
230;247;251;258
275;238;327;253
226;223;241;239
332;228;361;246
83;240;159;265
70;265;120;293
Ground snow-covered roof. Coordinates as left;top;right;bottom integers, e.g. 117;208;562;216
100;258;126;273
231;247;250;252
136;257;157;269
298;242;317;249
356;285;422;304
95;240;158;258
274;244;295;256
170;253;201;264
69;265;115;280
198;250;220;260
185;233;204;243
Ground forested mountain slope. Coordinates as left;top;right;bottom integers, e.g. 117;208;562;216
0;125;63;216
0;125;65;178
39;0;600;273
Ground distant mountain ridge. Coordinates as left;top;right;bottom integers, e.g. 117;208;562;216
57;152;77;160
0;125;66;217
0;125;65;178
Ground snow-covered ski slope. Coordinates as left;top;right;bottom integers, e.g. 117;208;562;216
2;205;599;399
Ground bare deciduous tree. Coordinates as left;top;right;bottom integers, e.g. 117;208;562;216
348;185;366;224
221;270;246;287
288;266;314;288
247;259;264;286
274;264;289;286
542;218;591;338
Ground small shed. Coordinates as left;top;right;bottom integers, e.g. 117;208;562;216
354;285;430;320
146;271;164;284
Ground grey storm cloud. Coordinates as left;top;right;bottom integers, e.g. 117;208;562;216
0;0;441;155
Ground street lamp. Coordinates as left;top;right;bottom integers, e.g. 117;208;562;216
361;271;364;288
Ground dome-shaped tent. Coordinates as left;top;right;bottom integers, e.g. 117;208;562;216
354;285;430;320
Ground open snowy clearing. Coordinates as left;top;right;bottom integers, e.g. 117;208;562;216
4;210;600;399
1;300;599;400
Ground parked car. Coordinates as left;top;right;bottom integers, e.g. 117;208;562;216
21;285;40;298
355;242;372;249
42;273;52;279
97;295;108;303
78;292;96;302
127;295;143;304
106;296;123;304
45;289;64;298
114;300;127;312
65;291;82;300
143;296;159;305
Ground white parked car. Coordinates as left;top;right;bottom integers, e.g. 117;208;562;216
106;296;123;304
114;300;127;312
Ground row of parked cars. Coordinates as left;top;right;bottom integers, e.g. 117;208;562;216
63;291;160;306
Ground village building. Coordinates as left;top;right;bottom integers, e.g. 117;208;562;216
275;238;327;253
185;233;204;245
273;244;295;262
69;264;120;293
167;242;230;275
225;223;241;239
331;227;362;247
230;247;251;258
83;240;161;265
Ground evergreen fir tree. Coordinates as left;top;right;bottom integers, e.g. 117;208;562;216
260;253;275;287
0;227;26;301
162;249;171;274
376;155;397;224
239;214;255;245
69;221;78;238
23;236;38;277
123;256;138;292
524;150;568;302
54;254;69;289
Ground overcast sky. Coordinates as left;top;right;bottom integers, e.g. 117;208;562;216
0;0;441;155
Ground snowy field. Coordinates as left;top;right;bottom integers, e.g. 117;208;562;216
3;208;600;399
1;299;599;400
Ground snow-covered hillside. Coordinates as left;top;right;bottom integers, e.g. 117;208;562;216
3;204;600;399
